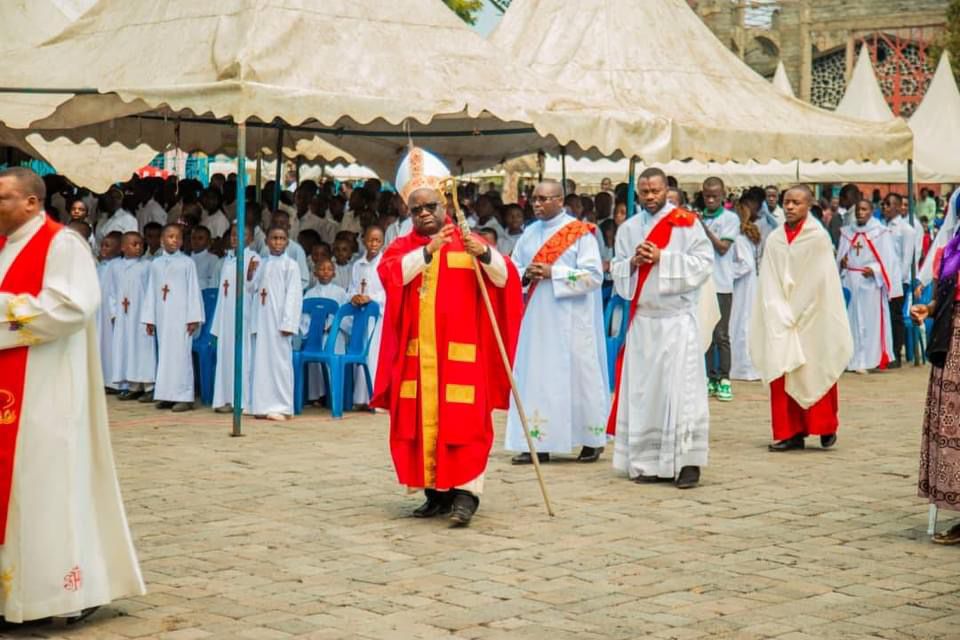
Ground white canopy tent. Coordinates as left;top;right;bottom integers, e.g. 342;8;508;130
772;62;795;98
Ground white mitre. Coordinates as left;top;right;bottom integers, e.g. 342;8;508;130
395;146;451;203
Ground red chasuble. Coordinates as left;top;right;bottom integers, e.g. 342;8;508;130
372;223;523;490
769;215;839;440
0;217;61;543
524;219;596;307
606;207;697;435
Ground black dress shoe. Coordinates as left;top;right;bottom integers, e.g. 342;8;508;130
155;401;174;409
104;387;119;395
576;446;604;463
768;434;805;452
820;433;837;449
633;474;670;483
65;606;100;625
137;391;155;403
117;390;144;401
412;490;452;518
676;466;700;489
511;452;550;465
887;360;902;369
448;491;479;527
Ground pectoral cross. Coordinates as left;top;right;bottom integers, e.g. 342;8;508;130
852;239;864;257
222;279;230;297
161;284;170;302
121;297;130;314
360;278;367;295
260;288;268;305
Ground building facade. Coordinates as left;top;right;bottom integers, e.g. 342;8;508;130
690;0;949;116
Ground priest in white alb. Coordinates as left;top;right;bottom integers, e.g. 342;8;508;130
750;185;853;452
506;179;609;464
607;168;713;489
838;198;896;373
0;168;144;623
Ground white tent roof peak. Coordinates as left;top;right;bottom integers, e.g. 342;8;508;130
909;52;960;182
834;48;895;122
772;62;794;98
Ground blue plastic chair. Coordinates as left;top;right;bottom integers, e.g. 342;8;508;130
326;302;381;418
192;288;219;405
603;294;629;391
292;298;341;415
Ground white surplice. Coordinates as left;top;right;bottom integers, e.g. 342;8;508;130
190;249;222;291
301;282;349;400
200;208;230;240
333;261;353;290
260;239;310;290
141;252;204;403
0;214;144;622
95;208;137;244
108;258;156;385
347;252;385;405
838;219;895;371
610;204;713;480
506;213;610;454
210;249;260;410
729;234;761;381
136;198;167;232
249;254;303;416
96;258;121;390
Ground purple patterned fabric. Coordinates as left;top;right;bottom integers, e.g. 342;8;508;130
940;232;960;281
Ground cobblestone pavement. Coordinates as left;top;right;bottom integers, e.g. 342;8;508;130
6;366;960;640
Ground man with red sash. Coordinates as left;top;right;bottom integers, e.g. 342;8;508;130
371;147;522;527
0;168;143;624
607;168;714;489
838;198;896;374
505;180;609;464
750;185;852;452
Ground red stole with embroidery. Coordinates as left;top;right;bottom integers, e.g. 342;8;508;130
524;220;596;309
606;208;696;435
0;217;61;543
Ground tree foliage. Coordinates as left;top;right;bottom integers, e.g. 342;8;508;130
928;0;960;84
443;0;484;26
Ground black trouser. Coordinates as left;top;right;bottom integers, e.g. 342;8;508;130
706;293;733;380
889;293;906;362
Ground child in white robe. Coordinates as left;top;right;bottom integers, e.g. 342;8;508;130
250;226;304;421
96;231;123;393
142;224;204;412
110;232;157;400
332;237;355;290
211;223;260;413
301;256;349;405
347;225;385;408
190;225;222;290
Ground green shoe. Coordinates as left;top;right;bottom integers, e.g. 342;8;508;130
707;379;718;397
716;379;733;402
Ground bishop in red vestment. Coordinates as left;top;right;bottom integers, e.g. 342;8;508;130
372;147;522;526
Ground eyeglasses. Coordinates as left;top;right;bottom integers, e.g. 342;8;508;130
531;195;561;203
410;202;440;215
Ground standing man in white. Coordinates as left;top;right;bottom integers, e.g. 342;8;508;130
506;180;609;464
0;167;144;624
607;168;713;489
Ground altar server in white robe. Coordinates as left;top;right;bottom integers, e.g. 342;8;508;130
96;232;123;392
211;223;260;413
730;192;763;381
838;199;896;372
109;232;156;400
250;227;303;420
0;167;144;623
301;256;349;403
142;224;204;412
347;225;386;407
506;179;610;464
607;168;713;489
261;211;310;289
189;226;223;290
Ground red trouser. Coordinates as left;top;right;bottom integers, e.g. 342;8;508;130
769;376;838;441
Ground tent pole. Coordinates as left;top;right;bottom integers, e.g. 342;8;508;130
560;146;567;196
255;151;262;205
908;159;921;366
232;122;248;438
273;125;283;211
626;157;637;218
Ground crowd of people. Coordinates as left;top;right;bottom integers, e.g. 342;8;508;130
27;159;957;525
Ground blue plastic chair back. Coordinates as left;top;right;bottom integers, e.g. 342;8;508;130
603;294;629;389
299;298;340;354
330;301;381;359
842;287;851;308
194;288;219;348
